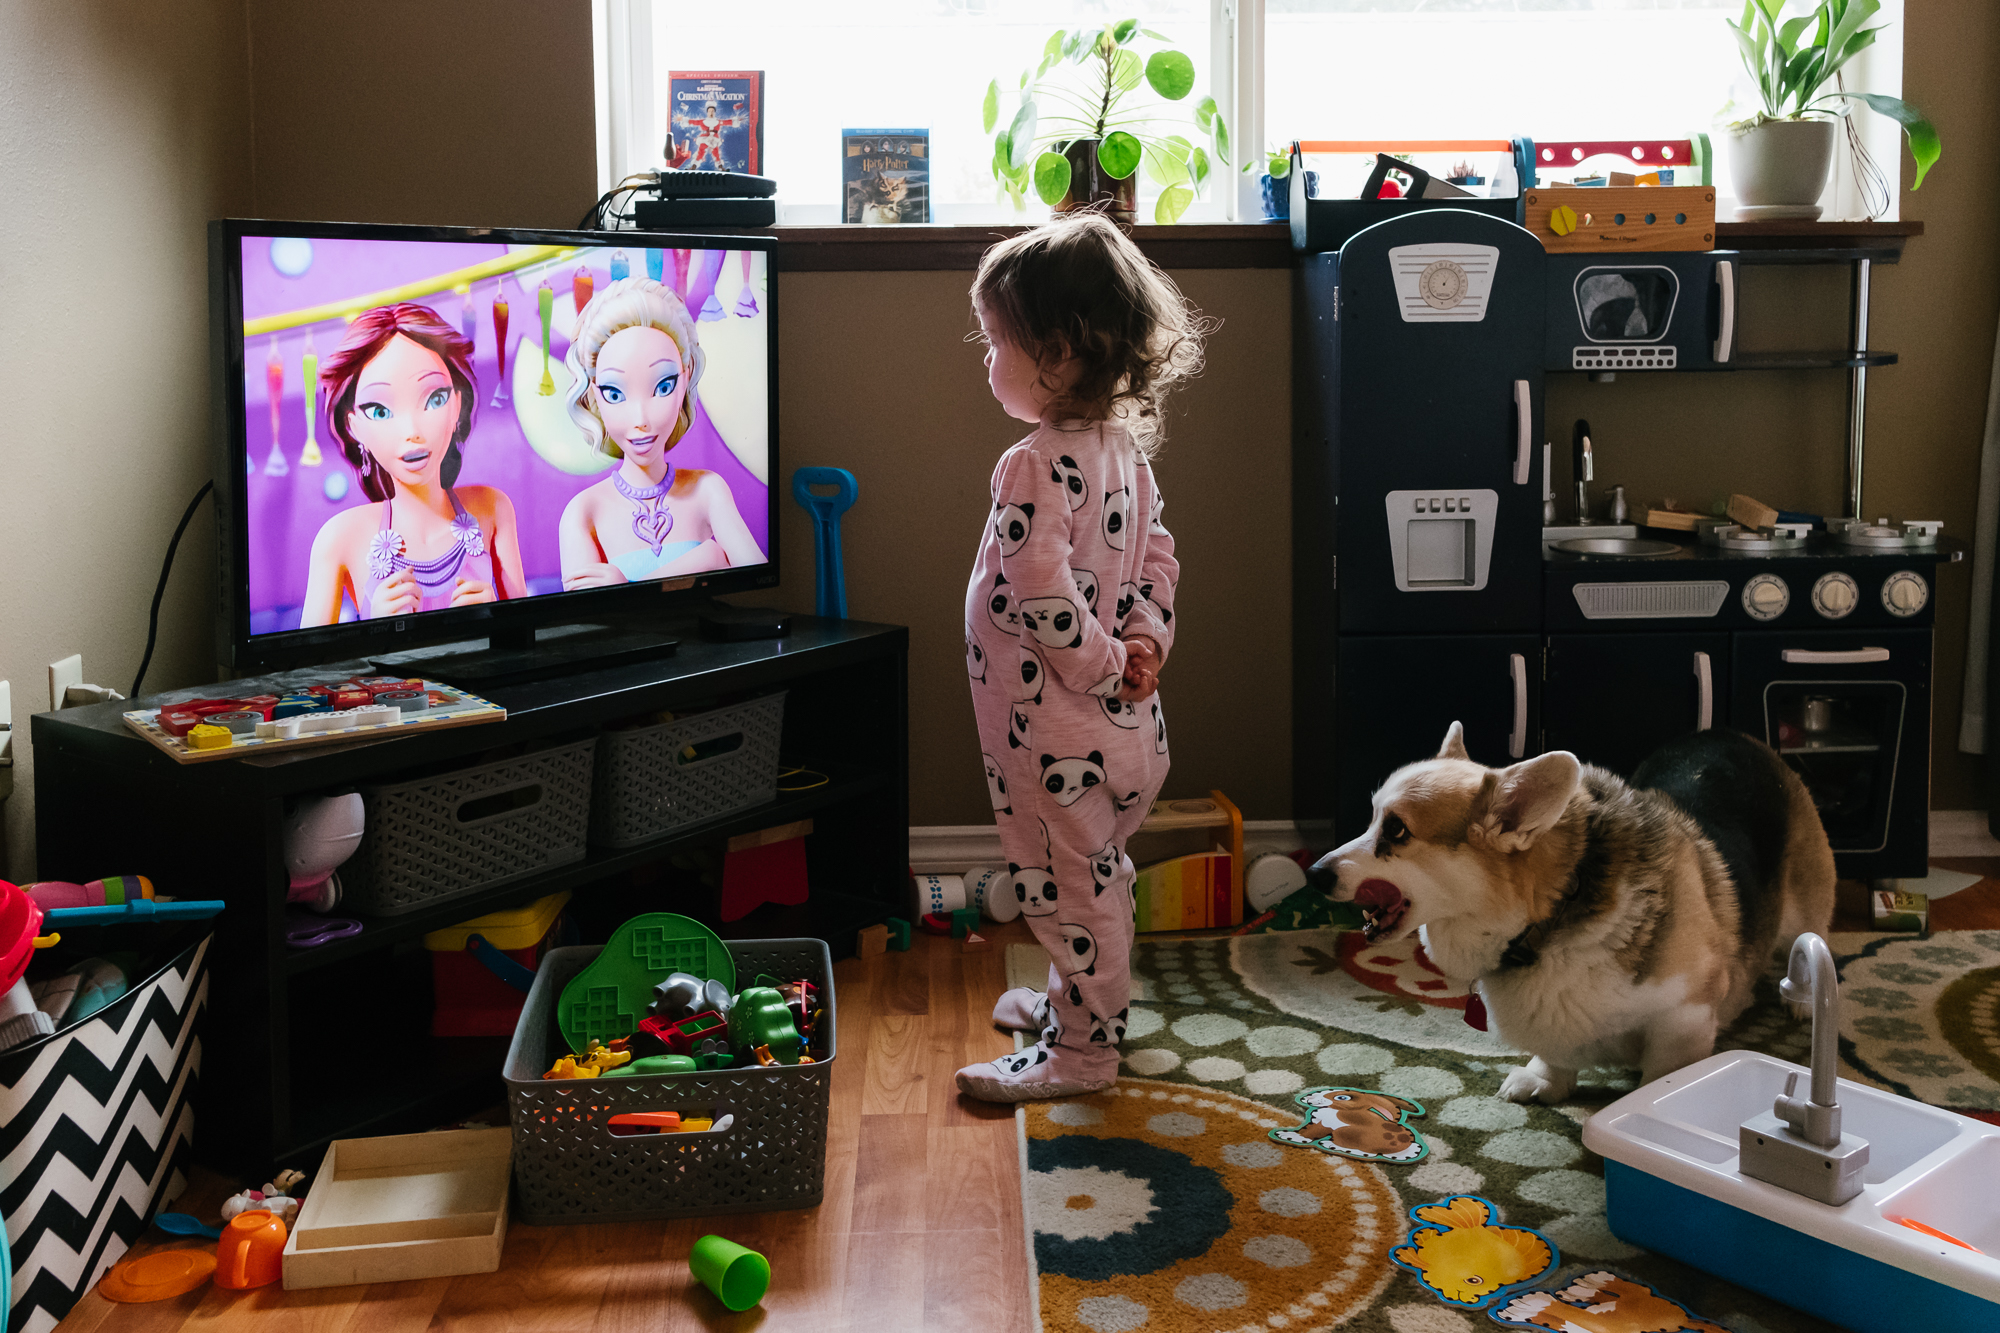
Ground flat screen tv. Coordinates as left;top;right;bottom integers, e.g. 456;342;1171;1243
209;220;777;674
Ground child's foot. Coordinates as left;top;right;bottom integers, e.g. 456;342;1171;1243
991;987;1048;1032
955;1041;1116;1102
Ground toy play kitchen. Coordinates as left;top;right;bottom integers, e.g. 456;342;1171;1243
1291;139;1953;880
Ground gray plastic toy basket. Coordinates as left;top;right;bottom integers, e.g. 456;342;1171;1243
588;692;786;848
341;737;596;916
502;940;834;1224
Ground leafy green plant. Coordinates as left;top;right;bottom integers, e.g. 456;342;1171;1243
982;21;1230;224
1241;143;1291;179
1726;0;1939;188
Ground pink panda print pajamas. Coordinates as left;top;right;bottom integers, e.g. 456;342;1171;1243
965;420;1177;1065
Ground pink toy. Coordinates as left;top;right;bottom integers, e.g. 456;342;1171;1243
283;794;365;911
25;875;154;912
0;881;55;1051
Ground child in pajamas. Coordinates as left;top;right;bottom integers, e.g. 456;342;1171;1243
955;213;1208;1102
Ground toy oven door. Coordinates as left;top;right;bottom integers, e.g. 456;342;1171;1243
1548;252;1737;374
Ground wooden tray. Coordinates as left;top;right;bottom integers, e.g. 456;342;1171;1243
122;680;504;764
281;1127;511;1289
1523;185;1716;252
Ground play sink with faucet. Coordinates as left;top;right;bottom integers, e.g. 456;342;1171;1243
1583;935;2000;1331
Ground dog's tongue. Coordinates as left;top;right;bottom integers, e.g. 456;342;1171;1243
1354;879;1402;912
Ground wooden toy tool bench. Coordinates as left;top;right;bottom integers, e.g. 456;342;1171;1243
31;615;908;1179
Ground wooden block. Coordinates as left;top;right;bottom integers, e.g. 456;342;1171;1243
1728;493;1780;530
856;924;889;958
281;1127;510;1289
1522;185;1716;252
727;817;814;853
1633;502;1702;531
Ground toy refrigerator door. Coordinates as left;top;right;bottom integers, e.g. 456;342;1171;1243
1543;632;1731;779
1330;210;1546;635
1321;633;1541;840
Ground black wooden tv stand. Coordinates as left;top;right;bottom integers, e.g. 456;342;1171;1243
32;615;907;1178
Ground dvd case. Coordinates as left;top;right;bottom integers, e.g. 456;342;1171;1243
842;128;929;224
667;71;764;174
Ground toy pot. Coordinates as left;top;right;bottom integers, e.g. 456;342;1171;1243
1727;116;1836;214
689;1234;769;1311
1260;173;1290;221
1056;139;1137;223
214;1209;287;1289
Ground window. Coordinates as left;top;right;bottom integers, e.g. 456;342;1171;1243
595;0;1906;224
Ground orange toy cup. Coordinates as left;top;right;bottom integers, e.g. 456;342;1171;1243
214;1209;287;1289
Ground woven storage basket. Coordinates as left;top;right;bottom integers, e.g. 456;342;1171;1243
501;941;833;1224
588;692;786;848
341;737;596;916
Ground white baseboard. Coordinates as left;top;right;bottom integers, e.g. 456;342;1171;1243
910;820;1307;875
913;812;2000;874
1928;810;2000;858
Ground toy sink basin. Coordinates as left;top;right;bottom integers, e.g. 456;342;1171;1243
1585;1050;2000;1330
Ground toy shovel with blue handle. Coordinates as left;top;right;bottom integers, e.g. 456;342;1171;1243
792;467;858;619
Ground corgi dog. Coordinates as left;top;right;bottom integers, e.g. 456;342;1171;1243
1311;723;1835;1103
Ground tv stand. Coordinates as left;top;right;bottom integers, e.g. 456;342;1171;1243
32;616;907;1178
369;620;680;688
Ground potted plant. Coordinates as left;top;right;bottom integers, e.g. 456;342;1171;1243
1725;0;1939;216
1242;144;1292;222
982;20;1230;224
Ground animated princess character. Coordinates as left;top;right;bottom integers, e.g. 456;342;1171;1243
674;101;742;171
557;277;763;588
299;303;526;625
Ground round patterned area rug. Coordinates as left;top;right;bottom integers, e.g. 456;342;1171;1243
1024;1079;1401;1332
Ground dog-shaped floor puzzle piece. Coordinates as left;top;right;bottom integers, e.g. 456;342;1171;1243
1269;1086;1429;1162
1492;1271;1729;1333
1390;1195;1557;1309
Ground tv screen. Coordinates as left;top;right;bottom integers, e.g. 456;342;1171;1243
213;222;775;668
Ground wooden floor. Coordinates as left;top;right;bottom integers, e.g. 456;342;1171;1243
57;922;1039;1333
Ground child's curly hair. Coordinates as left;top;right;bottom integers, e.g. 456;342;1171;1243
972;211;1211;457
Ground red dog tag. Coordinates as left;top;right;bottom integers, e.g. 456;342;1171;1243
1463;991;1489;1031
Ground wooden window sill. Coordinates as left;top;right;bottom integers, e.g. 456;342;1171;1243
723;219;1922;273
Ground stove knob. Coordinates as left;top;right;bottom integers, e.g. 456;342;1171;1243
1742;573;1790;620
1883;569;1929;617
1813;572;1859;619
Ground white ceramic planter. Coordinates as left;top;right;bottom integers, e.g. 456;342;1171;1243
1728;116;1837;218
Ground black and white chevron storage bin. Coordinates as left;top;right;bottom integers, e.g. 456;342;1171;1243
1;934;208;1333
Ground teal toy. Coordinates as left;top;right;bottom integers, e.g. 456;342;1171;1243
950;908;978;938
726;987;802;1064
617;1054;698;1076
884;917;913;951
557;913;735;1052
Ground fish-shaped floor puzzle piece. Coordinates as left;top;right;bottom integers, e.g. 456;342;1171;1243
1270;1086;1429;1162
1491;1270;1730;1333
1391;1194;1558;1309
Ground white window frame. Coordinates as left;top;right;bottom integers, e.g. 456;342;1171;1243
596;0;1907;226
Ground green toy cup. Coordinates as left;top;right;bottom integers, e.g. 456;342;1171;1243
689;1233;770;1311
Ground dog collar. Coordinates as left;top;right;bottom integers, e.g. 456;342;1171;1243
1493;804;1610;972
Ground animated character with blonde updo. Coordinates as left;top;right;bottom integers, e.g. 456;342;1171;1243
299;303;526;625
558;277;762;587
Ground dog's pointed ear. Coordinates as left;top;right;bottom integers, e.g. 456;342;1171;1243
1473;752;1581;853
1437;721;1469;761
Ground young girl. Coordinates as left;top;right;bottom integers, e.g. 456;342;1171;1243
300;303;526;625
956;213;1204;1102
557;277;763;587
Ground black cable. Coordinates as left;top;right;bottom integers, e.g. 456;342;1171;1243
132;480;214;699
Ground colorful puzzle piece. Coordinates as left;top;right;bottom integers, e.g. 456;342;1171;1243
1390;1195;1557;1310
1490;1270;1729;1333
1271;1086;1429;1162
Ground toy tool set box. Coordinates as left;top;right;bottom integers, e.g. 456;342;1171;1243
502;936;834;1225
424;892;572;1038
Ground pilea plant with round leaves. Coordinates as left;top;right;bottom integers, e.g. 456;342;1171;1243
982;19;1230;224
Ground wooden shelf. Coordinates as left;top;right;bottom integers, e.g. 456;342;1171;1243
1715;218;1923;253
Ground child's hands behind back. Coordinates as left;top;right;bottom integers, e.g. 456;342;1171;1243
1117;635;1162;701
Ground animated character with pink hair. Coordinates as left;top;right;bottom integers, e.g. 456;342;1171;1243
299;303;527;625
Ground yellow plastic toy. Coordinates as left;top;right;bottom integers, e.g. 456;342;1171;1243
542;1039;631;1080
186;724;233;751
1389;1195;1556;1309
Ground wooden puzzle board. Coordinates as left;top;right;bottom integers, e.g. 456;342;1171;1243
123;681;505;765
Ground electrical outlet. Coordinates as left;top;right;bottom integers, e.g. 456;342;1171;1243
49;655;82;712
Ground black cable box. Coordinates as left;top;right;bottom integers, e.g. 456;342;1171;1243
634;197;776;228
650;170;777;199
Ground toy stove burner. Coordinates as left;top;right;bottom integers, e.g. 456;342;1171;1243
1706;523;1810;554
1829;517;1942;551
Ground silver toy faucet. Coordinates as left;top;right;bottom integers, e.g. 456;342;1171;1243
1775;932;1842;1147
1739;931;1870;1205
